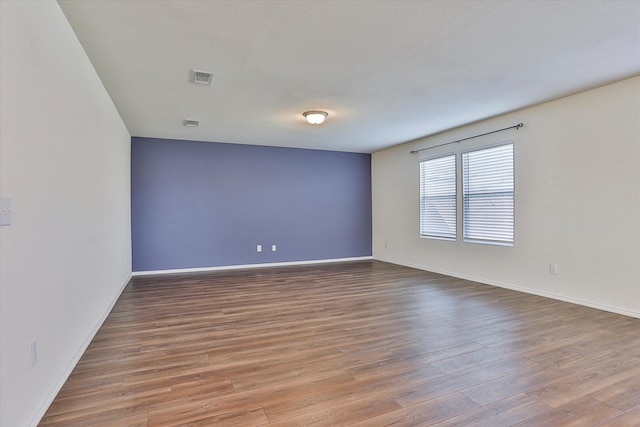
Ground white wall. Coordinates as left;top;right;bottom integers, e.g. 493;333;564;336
0;2;131;426
373;76;640;317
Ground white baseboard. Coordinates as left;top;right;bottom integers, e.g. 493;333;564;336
132;256;374;276
375;256;640;319
29;273;132;427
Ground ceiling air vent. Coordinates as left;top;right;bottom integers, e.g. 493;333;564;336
183;119;200;127
190;70;213;85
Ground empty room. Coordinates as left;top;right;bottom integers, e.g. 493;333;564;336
1;1;640;426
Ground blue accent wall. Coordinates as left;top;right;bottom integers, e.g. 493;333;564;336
131;137;372;271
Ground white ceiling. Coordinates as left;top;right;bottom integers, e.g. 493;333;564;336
58;0;640;153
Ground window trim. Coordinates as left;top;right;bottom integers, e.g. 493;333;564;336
461;142;515;246
417;140;515;247
419;153;457;241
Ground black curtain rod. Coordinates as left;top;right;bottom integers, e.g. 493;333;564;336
410;123;523;154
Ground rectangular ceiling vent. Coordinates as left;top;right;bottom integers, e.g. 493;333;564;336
183;119;200;127
190;70;213;85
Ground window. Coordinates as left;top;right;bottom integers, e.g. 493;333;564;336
419;154;456;240
462;144;514;245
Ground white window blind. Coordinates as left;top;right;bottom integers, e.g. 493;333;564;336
419;154;456;240
462;144;514;245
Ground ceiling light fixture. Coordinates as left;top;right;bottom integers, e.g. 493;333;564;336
303;111;328;125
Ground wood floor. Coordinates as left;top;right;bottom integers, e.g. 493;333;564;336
40;260;640;426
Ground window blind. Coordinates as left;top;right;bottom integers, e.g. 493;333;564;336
462;144;514;245
419;154;456;240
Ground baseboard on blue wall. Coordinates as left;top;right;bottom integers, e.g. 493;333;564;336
132;256;374;276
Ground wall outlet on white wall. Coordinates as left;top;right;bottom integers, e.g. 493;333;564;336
0;197;12;226
549;263;559;275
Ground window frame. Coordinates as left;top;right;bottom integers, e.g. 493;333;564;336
419;153;457;241
461;142;515;246
417;140;515;247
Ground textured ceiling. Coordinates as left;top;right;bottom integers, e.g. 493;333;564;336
58;0;640;153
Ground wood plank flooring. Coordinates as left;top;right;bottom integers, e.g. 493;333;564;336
39;260;640;426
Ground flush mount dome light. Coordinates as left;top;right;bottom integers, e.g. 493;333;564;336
303;111;328;125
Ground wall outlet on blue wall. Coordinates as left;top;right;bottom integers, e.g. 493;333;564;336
257;244;262;253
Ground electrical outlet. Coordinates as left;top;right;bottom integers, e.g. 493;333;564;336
30;342;37;368
549;263;558;275
271;244;277;252
256;244;262;253
0;197;11;226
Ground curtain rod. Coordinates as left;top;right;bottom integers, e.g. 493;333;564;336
410;123;523;154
